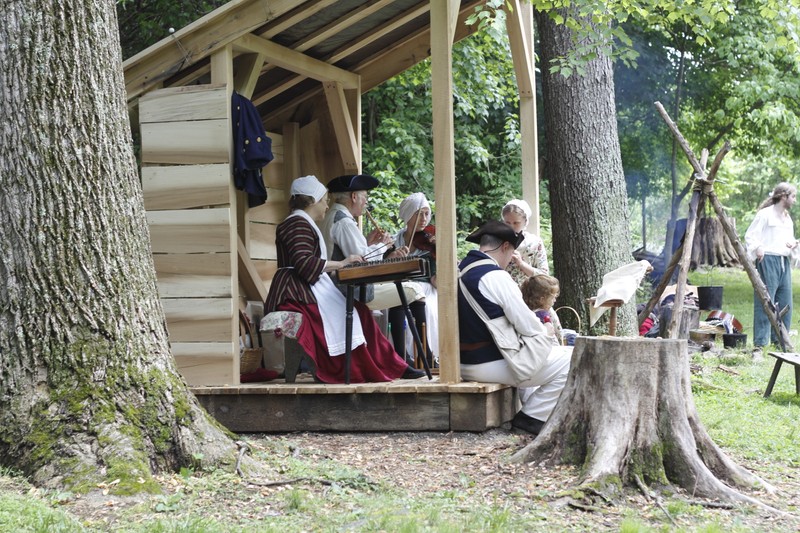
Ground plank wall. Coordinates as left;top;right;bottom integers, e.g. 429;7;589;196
140;84;239;386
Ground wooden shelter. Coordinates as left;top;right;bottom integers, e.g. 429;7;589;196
123;0;540;431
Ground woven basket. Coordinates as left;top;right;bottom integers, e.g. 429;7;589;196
239;311;263;374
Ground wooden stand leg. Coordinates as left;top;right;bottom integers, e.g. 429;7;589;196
395;281;432;379
764;360;783;398
344;285;355;384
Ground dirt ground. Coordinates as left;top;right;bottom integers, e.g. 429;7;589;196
52;429;800;531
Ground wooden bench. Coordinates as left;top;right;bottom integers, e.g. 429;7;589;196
764;352;800;397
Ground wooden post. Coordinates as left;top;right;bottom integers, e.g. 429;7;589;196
430;0;460;383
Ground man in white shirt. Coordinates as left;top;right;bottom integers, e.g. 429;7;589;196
320;174;428;362
458;220;571;435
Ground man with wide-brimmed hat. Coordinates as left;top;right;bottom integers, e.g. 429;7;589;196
458;220;571;436
320;174;429;364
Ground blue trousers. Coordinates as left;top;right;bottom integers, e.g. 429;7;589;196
754;254;793;347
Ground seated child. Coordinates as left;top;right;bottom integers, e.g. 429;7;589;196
520;274;562;346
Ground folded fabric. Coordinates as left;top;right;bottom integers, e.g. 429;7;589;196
590;260;652;327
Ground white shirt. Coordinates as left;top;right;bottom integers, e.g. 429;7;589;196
745;205;795;261
319;203;388;260
474;256;547;338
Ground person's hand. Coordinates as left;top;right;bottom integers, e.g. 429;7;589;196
787;240;799;250
510;251;522;265
387;246;408;259
343;254;364;266
756;249;765;261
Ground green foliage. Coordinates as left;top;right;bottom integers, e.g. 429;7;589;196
116;0;227;60
362;16;528;233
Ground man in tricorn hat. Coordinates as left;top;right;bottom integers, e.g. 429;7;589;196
458;220;571;436
320;174;429;364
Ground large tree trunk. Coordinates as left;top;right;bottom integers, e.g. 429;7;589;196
0;0;241;490
536;12;634;335
511;338;774;507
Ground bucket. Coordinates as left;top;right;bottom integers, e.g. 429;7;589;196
722;332;747;349
697;286;723;310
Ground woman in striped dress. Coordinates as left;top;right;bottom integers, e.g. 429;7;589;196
265;175;423;383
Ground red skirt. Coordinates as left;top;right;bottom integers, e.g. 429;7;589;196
277;300;408;383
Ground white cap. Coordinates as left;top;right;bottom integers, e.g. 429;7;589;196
502;199;532;221
399;192;431;223
290;175;327;202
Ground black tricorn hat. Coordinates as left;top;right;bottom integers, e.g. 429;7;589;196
466;220;524;248
326;174;379;193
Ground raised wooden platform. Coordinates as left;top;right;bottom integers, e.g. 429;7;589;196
192;376;515;432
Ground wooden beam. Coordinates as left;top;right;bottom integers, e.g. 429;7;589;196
233;52;266;98
234;33;360;88
505;0;539;234
431;0;460;384
238;237;269;304
357;0;483;92
290;0;395;53
257;0;340;40
124;0;301;101
261;0;483;126
323;81;360;173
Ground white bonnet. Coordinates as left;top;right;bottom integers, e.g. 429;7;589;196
398;192;431;223
502;199;532;221
290;175;327;202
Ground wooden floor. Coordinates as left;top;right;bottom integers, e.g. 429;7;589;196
192;374;516;432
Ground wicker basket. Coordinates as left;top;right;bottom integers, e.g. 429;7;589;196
239;310;263;374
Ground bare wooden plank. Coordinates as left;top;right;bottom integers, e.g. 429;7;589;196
254;259;278;289
147;208;233;253
124;0;301;101
263;162;286;190
142;164;232;210
450;388;515;431
323;81;360;172
431;0;460;384
237;237;268;303
174;342;236;387
248;188;287;224
141;119;229;164
139;84;228;123
163;297;234;342
234;33;359;88
154;253;233;298
249;222;277;260
197;393;451;432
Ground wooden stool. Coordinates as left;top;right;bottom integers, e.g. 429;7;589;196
260;311;316;383
588;298;624;336
764;352;800;397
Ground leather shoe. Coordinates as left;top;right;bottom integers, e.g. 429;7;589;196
511;411;545;435
401;365;426;379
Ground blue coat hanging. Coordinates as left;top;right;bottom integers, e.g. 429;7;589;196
232;91;273;207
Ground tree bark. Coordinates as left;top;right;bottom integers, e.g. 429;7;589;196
0;0;241;490
536;11;634;335
511;338;775;507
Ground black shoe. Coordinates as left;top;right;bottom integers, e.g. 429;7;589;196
401;365;426;379
511;411;545;435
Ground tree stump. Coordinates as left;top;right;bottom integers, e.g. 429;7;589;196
511;337;774;506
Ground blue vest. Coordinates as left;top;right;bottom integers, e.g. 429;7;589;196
458;250;505;364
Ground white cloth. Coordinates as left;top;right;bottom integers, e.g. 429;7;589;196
460;253;569;421
745;205;795;262
290;175;327;201
502;198;532;220
319;203;389;260
589;260;651;327
398;193;430;223
460;346;571;421
290;209;364;355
